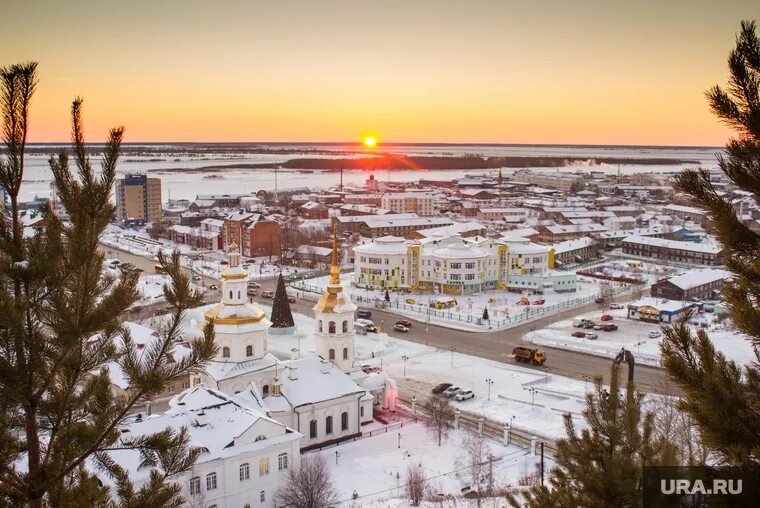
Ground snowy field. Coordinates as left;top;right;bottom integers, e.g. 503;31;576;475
290;272;628;332
309;422;544;506
525;306;756;367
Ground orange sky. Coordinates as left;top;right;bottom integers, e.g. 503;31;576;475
3;0;755;145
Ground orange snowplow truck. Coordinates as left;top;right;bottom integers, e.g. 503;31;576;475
512;346;547;365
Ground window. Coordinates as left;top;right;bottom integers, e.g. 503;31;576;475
341;411;348;431
328;321;336;333
319;321;323;332
239;462;250;481
229;291;233;299
246;344;253;357
360;406;364;417
326;415;333;434
450;262;461;269
343;347;348;360
329;349;335;360
278;453;288;471
342;320;348;333
310;419;317;438
262;384;269;397
260;491;266;503
222;346;230;358
259;457;270;476
238;290;241;299
189;476;200;495
206;472;217;491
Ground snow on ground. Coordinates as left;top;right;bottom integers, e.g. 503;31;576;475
290;271;629;332
309;422;544;506
525;306;757;367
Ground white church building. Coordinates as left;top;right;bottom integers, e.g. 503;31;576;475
194;238;394;451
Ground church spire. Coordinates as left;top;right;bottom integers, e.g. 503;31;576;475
329;222;340;286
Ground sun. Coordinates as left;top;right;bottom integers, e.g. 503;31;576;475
363;136;377;148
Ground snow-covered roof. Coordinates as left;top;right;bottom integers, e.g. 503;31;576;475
622;235;723;254
545;224;607;234
628;296;696;313
279;356;366;408
296;245;333;257
432;243;489;259
663;204;706;215
660;269;732;291
552;236;596;254
354;236;408;255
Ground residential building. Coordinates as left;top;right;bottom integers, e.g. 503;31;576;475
381;192;436;216
223;212;281;258
295;245;334;269
357;216;454;239
334;213;419;236
115;173;162;226
551;237;600;266
650;269;731;301
535;223;608;243
626;296;697;323
621;235;724;266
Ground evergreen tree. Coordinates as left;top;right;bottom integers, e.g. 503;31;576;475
510;366;676;508
661;20;760;466
482;307;489;320
270;272;295;328
0;63;217;507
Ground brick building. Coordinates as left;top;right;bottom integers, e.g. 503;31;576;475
223;212;281;258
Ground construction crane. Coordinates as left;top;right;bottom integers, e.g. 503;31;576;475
613;348;635;383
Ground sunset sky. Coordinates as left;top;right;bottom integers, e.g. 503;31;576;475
3;0;756;145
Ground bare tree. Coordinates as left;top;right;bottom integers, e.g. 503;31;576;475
648;388;709;466
597;282;613;310
275;454;340;508
405;463;427;506
425;395;454;446
458;432;488;503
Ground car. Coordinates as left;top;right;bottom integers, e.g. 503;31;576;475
393;323;409;332
209;284;218;290
455;389;475;401
261;290;274;298
609;303;624;310
593;324;605;330
356;318;378;332
583;322;597;329
602;324;618;332
396;320;412;328
442;386;461;397
405;297;416;304
533;299;545;305
288;295;297;303
357;310;372;319
595;297;605;304
600;314;613;321
192;275;201;281
648;330;662;339
572;331;587;338
247;281;261;289
247;288;257;296
585;333;598;340
432;383;453;394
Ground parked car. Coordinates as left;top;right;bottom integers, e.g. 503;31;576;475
261;290;274;298
247;281;261;288
355;318;377;332
396;320;412;328
209;284;218;290
432;383;452;394
572;331;586;337
648;330;662;339
247;288;257;296
602;323;618;332
288;295;297;303
442;386;461;397
393;323;409;332
573;318;592;328
593;324;605;330
585;333;598;340
600;314;613;321
455;389;475;401
357;310;372;319
609;303;624;310
583;322;597;329
595;297;604;304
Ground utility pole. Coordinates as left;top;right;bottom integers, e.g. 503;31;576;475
540;442;545;485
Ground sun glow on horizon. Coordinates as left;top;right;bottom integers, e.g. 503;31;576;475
363;136;377;148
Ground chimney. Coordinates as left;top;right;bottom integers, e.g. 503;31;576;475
272;375;281;396
320;360;331;374
289;366;298;381
290;347;300;361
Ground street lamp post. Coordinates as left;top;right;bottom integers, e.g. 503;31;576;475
397;432;401;449
485;378;494;401
402;355;409;379
449;346;456;367
529;387;537;408
542;367;550;385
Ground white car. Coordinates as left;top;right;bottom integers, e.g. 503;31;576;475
648;330;662;339
609;303;624;310
442;386;461;398
455;389;474;401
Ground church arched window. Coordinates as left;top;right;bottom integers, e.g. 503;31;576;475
325;416;333;434
329;349;335;360
222;346;230;358
343;347;348;360
342;320;348;333
229;291;233;299
238;290;241;299
246;345;253;357
328;321;336;334
318;320;323;332
262;385;269;397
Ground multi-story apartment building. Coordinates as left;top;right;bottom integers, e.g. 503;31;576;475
650;269;731;301
621;235;724;266
353;235;576;294
512;171;585;192
358;216;454;239
381;192;436;216
223;212;281;258
115;173;162;226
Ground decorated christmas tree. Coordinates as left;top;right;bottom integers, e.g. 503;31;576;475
271;272;295;328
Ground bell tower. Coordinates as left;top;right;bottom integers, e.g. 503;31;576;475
313;224;356;373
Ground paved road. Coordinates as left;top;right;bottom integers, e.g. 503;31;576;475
103;244;677;396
